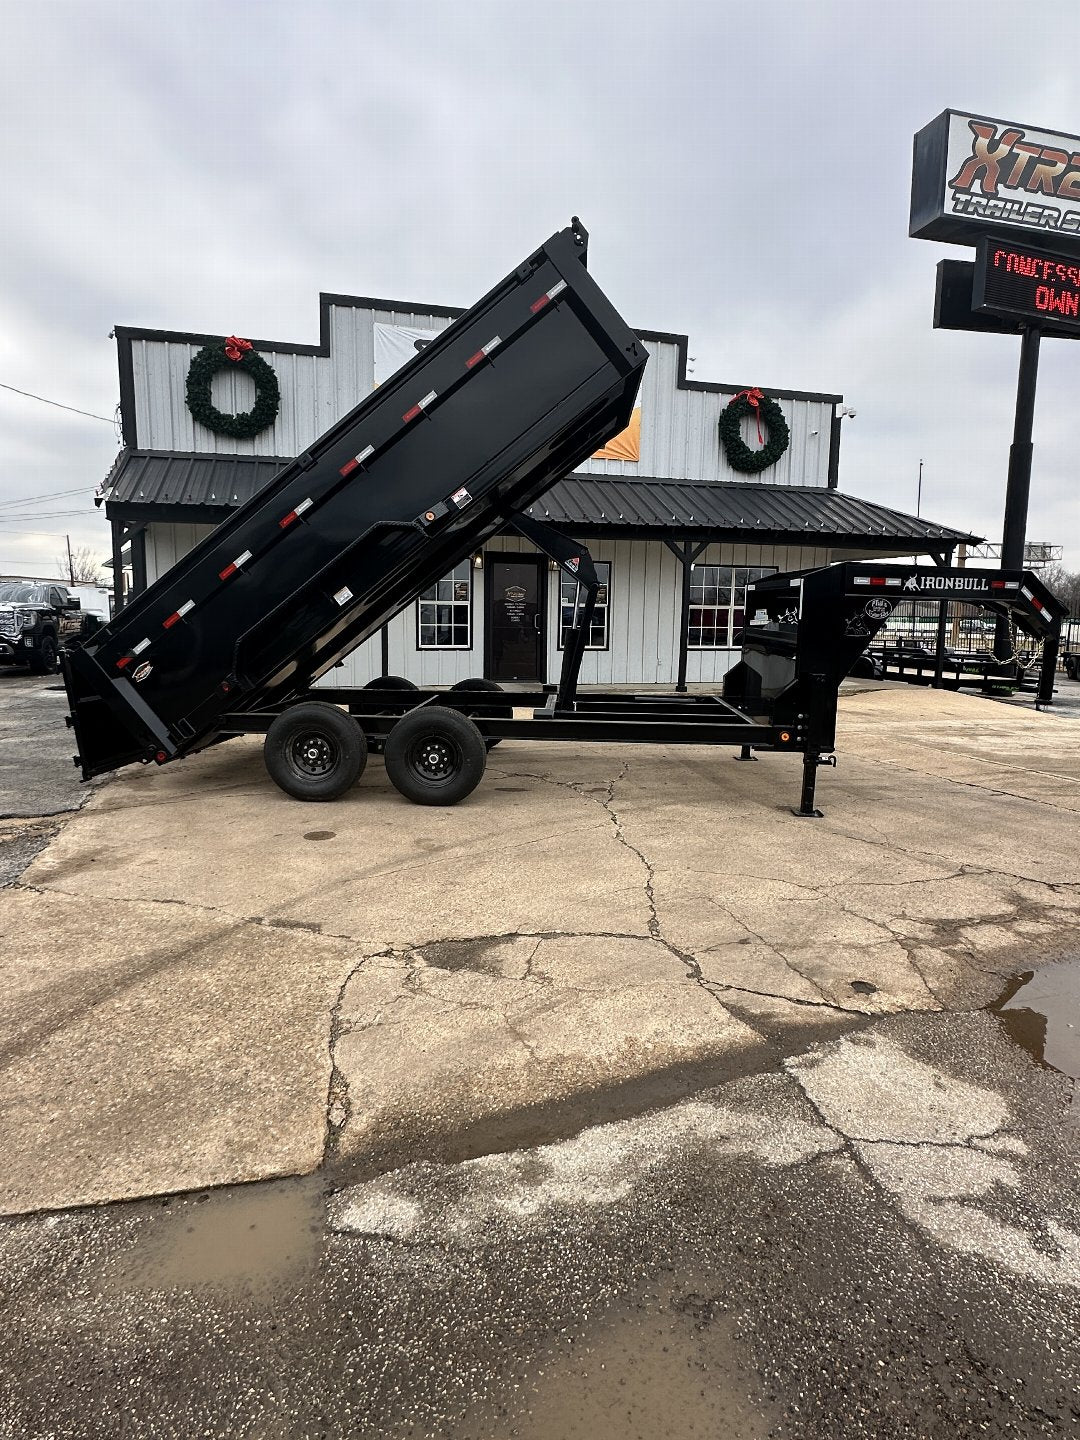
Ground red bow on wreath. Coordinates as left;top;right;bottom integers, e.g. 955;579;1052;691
224;335;253;363
734;387;765;444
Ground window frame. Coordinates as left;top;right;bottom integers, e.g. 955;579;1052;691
556;560;612;652
415;560;475;651
687;564;778;650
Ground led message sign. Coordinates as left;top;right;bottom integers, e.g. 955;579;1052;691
973;236;1080;332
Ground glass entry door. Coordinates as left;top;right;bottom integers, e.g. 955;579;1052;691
486;556;545;683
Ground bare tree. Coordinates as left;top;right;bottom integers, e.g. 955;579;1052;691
55;547;107;586
1040;562;1080;614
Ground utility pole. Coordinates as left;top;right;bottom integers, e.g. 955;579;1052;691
65;534;75;586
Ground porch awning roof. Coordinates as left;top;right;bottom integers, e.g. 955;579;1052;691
102;449;980;554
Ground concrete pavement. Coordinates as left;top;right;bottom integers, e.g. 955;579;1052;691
3;679;1079;1210
1;674;1079;1435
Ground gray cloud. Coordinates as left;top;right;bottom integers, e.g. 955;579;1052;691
1;0;1077;575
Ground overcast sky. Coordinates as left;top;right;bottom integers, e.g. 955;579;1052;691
2;0;1078;579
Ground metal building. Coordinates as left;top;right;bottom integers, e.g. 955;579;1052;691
100;291;976;688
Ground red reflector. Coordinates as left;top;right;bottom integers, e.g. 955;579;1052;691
218;562;237;580
402;404;421;423
530;294;551;314
163;612;181;629
1032;596;1045;611
155;751;167;764
339;457;359;477
991;580;1005;589
465;350;485;368
279;510;298;529
116;655;132;670
869;577;886;586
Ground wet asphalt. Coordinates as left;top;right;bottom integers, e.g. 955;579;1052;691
1;669;1078;1438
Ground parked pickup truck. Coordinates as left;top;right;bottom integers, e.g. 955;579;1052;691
0;581;86;673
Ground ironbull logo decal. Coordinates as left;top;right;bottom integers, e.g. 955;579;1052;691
949;121;1080;234
902;575;991;593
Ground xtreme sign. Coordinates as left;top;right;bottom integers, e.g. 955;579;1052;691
911;111;1080;259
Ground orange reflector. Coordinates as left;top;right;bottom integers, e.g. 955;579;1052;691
780;731;790;742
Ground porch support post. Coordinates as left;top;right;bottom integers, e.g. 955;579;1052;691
664;537;709;693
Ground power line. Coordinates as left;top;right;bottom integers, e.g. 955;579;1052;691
0;486;97;512
0;381;114;425
3;511;105;522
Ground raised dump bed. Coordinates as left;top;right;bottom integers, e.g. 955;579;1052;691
63;219;647;779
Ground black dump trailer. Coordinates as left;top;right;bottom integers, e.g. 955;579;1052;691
63;218;646;789
62;224;1068;818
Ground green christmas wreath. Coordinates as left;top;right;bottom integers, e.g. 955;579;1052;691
185;336;280;440
718;388;790;473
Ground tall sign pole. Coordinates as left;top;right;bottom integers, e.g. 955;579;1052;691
911;110;1080;680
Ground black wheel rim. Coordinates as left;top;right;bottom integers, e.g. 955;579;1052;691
406;732;461;785
289;731;338;778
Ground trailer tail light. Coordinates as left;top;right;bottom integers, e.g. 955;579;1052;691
530;280;567;313
163;600;195;629
279;498;313;529
402;391;437;424
339;445;375;478
465;336;502;368
218;549;253;581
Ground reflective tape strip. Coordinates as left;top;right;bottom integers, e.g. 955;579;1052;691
219;549;252;581
163;599;195;629
466;336;502;368
1021;586;1034;602
132;637;151;655
548;280;567;299
885;578;902;587
1004;581;1020;589
403;392;437;423
340;445;374;477
853;577;871;586
279;498;313;529
530;282;565;314
116;655;133;669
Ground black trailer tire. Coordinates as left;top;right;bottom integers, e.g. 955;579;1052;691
450;677;509;750
384;706;487;806
264;702;366;801
364;675;419;690
29;633;58;675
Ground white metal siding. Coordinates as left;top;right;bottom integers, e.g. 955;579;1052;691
129;312;833;487
142;523;828;689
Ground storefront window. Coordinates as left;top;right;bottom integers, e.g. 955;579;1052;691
558;562;611;650
417;561;472;648
688;565;776;648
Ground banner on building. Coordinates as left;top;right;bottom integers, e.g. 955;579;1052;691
373;322;642;462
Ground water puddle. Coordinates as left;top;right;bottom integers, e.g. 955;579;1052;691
104;1175;325;1298
471;1290;775;1439
988;956;1080;1082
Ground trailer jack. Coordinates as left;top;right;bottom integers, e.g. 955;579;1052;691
794;751;836;818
